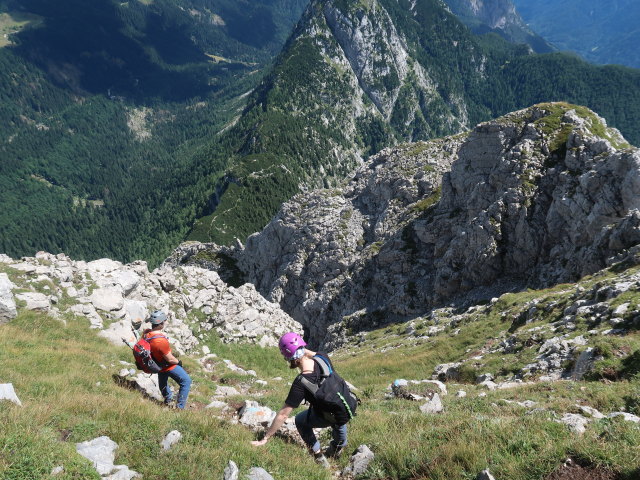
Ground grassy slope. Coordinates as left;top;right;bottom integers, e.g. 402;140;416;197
0;312;329;480
1;263;640;479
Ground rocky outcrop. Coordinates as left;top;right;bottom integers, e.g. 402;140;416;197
75;436;141;479
0;383;22;406
190;104;639;348
0;251;300;353
0;273;17;323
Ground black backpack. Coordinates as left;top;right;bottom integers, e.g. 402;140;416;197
299;355;358;425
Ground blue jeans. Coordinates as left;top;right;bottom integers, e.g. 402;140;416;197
295;408;347;453
158;365;191;409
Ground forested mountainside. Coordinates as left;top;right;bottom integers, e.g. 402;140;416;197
0;0;308;266
2;0;640;271
442;0;553;53
512;0;640;69
3;103;640;480
189;0;640;246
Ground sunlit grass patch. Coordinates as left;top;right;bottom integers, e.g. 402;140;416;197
0;312;331;480
0;11;43;48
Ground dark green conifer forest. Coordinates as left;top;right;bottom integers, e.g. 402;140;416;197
1;0;639;267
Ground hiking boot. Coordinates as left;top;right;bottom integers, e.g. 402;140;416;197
314;452;330;469
325;442;345;459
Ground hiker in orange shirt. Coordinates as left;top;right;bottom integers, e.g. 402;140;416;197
143;311;192;409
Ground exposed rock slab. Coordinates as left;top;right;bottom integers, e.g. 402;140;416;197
0;273;17;322
0;383;22;406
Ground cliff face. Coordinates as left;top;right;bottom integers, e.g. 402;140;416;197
193;0;640;248
189;103;639;346
442;0;553;53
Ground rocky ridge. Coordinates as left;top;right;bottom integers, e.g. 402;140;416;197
181;103;639;348
0;252;300;351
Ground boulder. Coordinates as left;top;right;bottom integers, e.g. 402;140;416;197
433;363;461;382
342;445;374;478
112;270;141;296
0;273;17;323
238;401;276;429
99;320;138;347
419;393;444;414
123;299;148;324
70;303;103;329
577;405;605;419
87;259;123;278
15;292;50;312
90;287;124;312
75;436;118;475
224;461;239;480
246;467;274;480
477;470;496;480
161;430;182;450
608;412;640;423
0;383;22;406
557;413;589;434
103;465;142;480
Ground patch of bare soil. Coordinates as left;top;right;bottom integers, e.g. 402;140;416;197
545;460;621;480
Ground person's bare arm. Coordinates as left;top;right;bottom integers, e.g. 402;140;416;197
251;404;294;446
163;352;180;365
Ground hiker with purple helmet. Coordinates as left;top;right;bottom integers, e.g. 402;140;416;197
251;332;348;467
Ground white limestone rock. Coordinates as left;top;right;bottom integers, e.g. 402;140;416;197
129;374;163;402
477;470;496;480
206;400;229;410
50;466;64;476
214;386;240;397
558;413;589;434
0;273;17;322
111;270;141;296
238;401;276;429
87;259;123;278
419;393;444;414
0;383;22;406
103;465;142;480
608;412;640;423
123;299;148;324
342;445;375;478
75;436;118;476
70;303;104;329
161;430;182;450
245;467;274;480
224;461;239;480
90;287;125;312
99;320;139;347
578;405;605;419
15;291;50;312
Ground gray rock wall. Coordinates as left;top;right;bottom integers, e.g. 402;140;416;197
208;104;640;347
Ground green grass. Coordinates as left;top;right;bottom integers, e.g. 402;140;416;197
3;259;640;479
0;11;43;48
529;102;632;152
0;312;330;480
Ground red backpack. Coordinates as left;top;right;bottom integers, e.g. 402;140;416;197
133;335;166;373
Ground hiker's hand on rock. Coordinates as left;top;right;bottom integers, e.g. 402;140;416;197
251;438;268;447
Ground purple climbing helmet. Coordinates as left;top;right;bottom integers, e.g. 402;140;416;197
278;332;307;360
